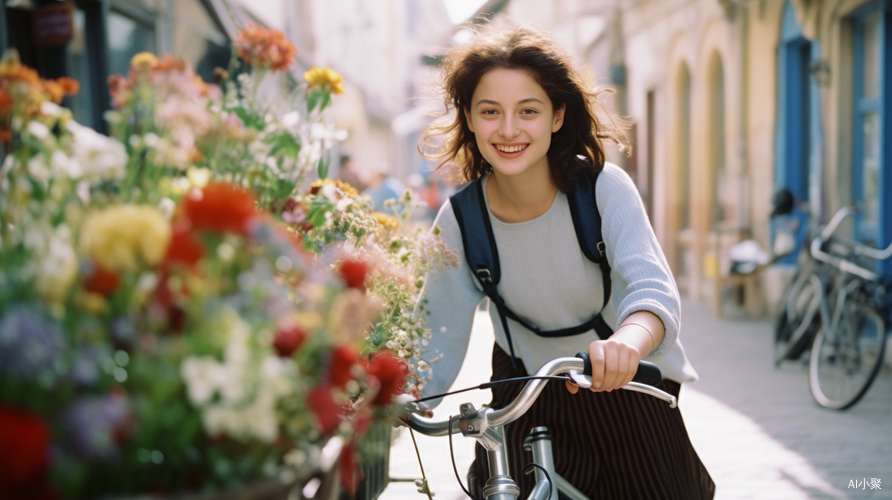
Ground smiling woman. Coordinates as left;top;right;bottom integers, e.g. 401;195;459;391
415;22;715;499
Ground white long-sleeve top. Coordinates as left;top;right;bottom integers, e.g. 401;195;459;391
416;163;699;404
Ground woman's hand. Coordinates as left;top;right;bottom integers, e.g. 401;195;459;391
565;339;642;394
566;312;664;394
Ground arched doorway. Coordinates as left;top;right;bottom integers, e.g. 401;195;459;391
670;62;693;293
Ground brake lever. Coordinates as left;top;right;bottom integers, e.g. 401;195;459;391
566;369;592;389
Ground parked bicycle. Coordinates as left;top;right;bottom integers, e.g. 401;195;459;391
401;354;675;500
774;205;891;409
771;190;821;365
805;207;892;410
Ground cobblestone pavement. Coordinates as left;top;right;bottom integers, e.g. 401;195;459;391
381;299;892;500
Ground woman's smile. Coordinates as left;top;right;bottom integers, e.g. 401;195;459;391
493;143;529;156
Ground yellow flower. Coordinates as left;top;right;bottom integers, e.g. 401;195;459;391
130;52;158;70
80;205;172;273
76;293;109;315
372;212;398;230
303;67;344;95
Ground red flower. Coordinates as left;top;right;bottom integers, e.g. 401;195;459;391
328;345;359;389
338;258;368;289
164;226;204;268
0;89;12;117
306;383;344;435
364;351;409;406
351;407;373;437
272;318;307;358
182;183;258;236
0;407;50;491
339;442;363;494
151;270;187;333
83;261;121;296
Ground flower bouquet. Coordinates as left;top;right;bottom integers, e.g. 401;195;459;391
0;24;453;500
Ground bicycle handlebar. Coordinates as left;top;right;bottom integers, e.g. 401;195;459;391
810;206;890;282
404;357;678;437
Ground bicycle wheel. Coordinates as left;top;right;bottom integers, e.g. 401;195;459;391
774;271;822;364
809;302;887;410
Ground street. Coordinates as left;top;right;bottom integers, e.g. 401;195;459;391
382;299;892;500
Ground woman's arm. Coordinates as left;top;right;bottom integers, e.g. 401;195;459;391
414;199;485;406
569;164;680;394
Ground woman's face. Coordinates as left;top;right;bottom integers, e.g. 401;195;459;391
464;68;565;181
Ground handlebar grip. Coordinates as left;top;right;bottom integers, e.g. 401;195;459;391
575;352;663;387
633;361;662;387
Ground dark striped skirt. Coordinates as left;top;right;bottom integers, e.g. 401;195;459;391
467;343;715;500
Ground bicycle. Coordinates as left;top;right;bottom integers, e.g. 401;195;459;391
772;195;822;365
806;207;892;410
401;353;676;500
772;205;872;365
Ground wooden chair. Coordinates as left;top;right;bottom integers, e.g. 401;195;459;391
703;228;767;318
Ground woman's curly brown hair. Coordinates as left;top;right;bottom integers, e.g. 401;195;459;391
420;22;629;193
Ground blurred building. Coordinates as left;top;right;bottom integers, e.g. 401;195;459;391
482;0;891;311
283;0;454;182
0;0;454;183
0;0;262;133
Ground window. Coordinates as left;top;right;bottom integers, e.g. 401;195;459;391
66;8;97;128
107;7;156;78
852;9;883;247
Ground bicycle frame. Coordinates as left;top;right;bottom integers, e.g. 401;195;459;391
404;357;677;500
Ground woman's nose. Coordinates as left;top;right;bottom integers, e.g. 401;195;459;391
499;116;520;138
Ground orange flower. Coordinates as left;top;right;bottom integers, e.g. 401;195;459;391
181;183;258;236
234;24;297;73
0;50;39;85
151;54;186;73
56;76;79;95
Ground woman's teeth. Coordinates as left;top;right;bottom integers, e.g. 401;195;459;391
495;144;527;153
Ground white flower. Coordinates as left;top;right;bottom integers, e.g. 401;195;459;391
40;101;64;117
26;157;50;182
51;150;81;178
67;120;128;181
157;197;176;220
320;183;338;202
281;111;301;128
180;356;223;405
34;225;78;303
335;197;352;211
27;121;50;140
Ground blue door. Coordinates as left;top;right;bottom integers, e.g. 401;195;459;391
774;1;822;263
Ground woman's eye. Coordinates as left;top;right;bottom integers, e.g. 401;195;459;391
521;109;537;115
482;109;497;116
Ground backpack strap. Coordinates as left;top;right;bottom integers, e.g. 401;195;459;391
567;173;612;310
451;178;522;370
